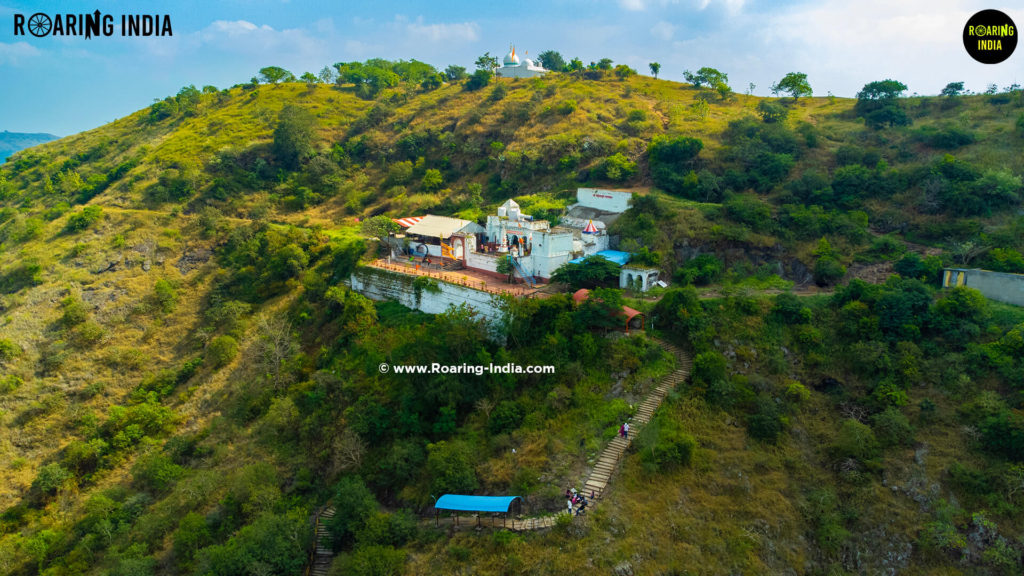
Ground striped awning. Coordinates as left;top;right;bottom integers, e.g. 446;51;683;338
393;216;425;228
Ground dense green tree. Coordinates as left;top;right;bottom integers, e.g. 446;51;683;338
574;287;626;331
420;73;444;91
614;64;636;79
566;57;584;72
361;215;401;240
674;254;723;286
941;81;965;96
318;66;336;83
196;510;310;576
757;100;788;123
420;169;443;192
602;153;637;181
334;61;401;98
474;52;499;73
329;476;378;547
855;79;910;128
465;69;492;91
597;58;614;70
537;50;566;72
32;463;72;495
649;62;661;78
858;79;908;100
272;105;316;170
683;66;728;88
497;255;514;283
444;65;467;81
551;256;621;289
647;135;704;195
131;451;183;494
771;72;812;100
427;441;478;495
258;66;295;84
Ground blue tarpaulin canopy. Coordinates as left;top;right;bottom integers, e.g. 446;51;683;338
568;250;631;266
435;495;522;513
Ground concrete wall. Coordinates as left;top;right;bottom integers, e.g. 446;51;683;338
576;188;632;213
943;268;1024;307
466;250;500;274
350;266;507;332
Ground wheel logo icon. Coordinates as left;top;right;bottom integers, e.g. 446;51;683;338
28;13;52;37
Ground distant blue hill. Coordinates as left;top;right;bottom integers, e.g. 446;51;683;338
1;130;60;163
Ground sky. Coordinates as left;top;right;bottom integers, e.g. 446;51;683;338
0;0;1020;136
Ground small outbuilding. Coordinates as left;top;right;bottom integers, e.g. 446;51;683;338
620;265;661;292
434;494;523;527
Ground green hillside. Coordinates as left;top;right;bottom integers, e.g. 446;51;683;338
1;65;1024;576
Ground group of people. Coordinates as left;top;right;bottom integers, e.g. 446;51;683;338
565;488;590;516
562;422;631;518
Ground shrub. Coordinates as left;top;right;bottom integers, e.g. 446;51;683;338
832;419;879;462
0;375;23;393
340;545;407;576
32;463;72;494
206;335;239;368
64;206;103;233
636;415;696;473
771;293;812;324
724;194;773;233
0;259;43;293
785;381;811;403
674;254;723;286
872;406;914;447
153;279;178;314
601;153;637;182
488;401;524;435
557;99;577;115
70;320;105;348
132;451;184;494
420;169;443;192
60;295;90;327
0;338;22;361
813;256;846;286
747;395;785;442
757;100;788;123
648;135;704;196
692;351;727;386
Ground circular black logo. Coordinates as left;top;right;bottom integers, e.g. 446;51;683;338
963;10;1017;64
27;13;52;37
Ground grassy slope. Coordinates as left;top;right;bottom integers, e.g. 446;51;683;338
0;75;1023;575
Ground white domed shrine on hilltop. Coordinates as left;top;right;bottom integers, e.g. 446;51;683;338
496;44;548;79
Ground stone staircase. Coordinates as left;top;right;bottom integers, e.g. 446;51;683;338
582;338;691;502
309;506;335;576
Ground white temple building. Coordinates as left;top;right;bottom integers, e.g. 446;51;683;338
496;45;548;79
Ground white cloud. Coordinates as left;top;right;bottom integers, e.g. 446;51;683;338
191;19;327;62
399;16;480;43
620;0;743;12
651;21;675;41
695;0;745;12
0;41;40;66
